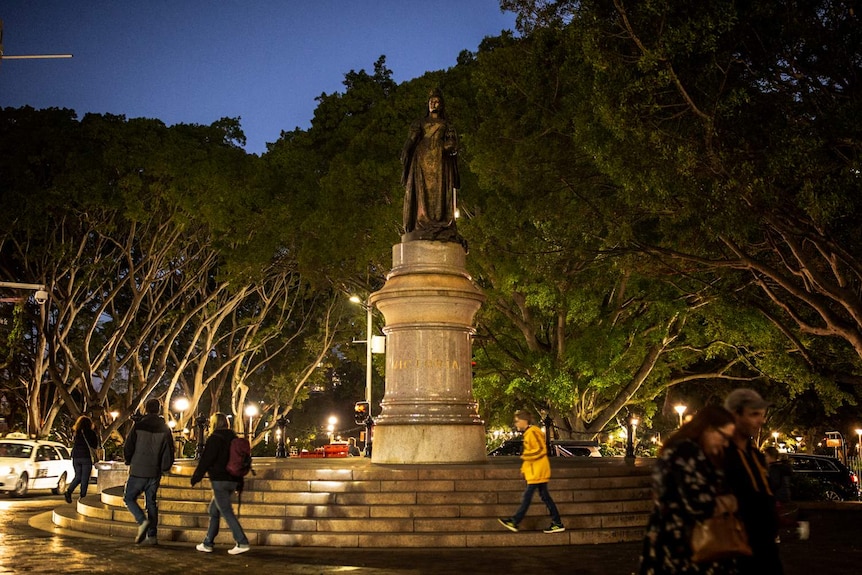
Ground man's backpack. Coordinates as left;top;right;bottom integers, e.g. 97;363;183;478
226;436;253;478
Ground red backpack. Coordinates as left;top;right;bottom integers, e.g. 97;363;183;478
226;436;253;478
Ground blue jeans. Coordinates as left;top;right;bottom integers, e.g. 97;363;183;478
203;480;248;546
124;475;161;537
512;482;562;525
67;458;93;497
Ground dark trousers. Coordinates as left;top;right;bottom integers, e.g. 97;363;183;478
123;475;161;538
67;458;93;497
512;482;562;525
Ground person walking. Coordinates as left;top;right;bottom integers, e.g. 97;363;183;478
497;409;565;534
639;405;739;574
64;415;99;502
191;413;250;555
724;389;784;574
123;398;174;546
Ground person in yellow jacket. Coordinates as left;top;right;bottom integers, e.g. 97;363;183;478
498;410;565;533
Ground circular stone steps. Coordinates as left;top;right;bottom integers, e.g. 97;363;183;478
52;456;654;548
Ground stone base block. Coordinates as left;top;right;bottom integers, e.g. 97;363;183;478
372;424;487;464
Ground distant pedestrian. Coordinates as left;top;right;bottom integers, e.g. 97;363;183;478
763;446;792;504
347;437;361;457
498;410;565;534
639;405;738;575
191;413;250;555
123;398;174;546
65;415;99;502
724;389;784;574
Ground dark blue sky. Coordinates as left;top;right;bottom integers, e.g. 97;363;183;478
1;1;515;154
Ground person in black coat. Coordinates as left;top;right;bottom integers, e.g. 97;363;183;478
190;413;250;555
65;415;99;502
123;398;174;545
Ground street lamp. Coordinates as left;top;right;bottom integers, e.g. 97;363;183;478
674;404;687;427
244;404;259;437
625;415;639;460
350;295;386;457
772;431;780;445
173;397;189;426
275;414;290;458
855;428;862;457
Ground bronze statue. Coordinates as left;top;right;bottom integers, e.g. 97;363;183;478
401;88;465;246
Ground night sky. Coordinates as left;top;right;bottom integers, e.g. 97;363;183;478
1;1;516;154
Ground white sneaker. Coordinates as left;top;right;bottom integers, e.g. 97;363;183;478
228;544;250;555
196;543;213;553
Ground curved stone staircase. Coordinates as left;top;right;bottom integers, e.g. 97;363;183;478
52;457;654;547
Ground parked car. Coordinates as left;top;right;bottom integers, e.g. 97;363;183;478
488;437;602;457
788;453;859;501
0;439;74;497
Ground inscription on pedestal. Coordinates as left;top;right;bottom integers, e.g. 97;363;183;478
388;358;461;370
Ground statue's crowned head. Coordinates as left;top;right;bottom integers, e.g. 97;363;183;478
426;87;446;117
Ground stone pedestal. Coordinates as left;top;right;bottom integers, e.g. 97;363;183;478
369;241;486;464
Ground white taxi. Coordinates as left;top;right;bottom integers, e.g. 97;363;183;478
0;438;74;497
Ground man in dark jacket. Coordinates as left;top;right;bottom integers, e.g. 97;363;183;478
123;398;174;545
190;412;250;555
724;388;784;574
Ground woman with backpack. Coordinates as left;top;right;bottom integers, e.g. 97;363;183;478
190;412;250;555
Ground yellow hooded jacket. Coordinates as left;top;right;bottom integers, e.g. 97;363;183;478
520;425;551;484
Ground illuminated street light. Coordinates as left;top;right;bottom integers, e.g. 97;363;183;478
856;428;862;456
173;397;190;426
772;431;780;444
674;405;687;427
245;404;259;437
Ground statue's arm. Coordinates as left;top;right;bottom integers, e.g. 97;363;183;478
443;124;459;155
400;122;422;185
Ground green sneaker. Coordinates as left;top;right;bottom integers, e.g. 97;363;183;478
498;518;519;532
544;523;566;534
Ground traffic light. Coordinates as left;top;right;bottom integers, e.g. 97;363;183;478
354;401;370;425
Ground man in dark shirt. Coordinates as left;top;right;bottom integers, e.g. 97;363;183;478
724;388;783;574
123;398;174;545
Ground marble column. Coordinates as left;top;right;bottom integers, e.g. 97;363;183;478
369;241;486;463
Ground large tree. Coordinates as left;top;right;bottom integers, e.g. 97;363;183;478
0;108;338;439
492;0;862;418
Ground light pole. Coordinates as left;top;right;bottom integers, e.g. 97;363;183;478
674;404;687;428
275;414;289;458
173;397;189;427
856;428;862;457
244;404;259;438
350;295;385;457
327;415;338;443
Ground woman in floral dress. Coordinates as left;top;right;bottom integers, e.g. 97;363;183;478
639;405;738;575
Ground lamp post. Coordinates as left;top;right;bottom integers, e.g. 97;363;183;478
350;295;386;457
327;415;338;443
167;419;183;459
772;431;780;445
194;414;209;459
275;414;289;458
856;428;862;457
244;404;259;438
674;404;687;428
625;416;639;460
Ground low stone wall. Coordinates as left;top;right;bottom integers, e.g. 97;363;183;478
95;461;129;492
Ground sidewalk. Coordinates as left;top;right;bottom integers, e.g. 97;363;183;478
5;497;862;574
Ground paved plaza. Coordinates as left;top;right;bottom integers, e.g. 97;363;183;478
1;496;859;574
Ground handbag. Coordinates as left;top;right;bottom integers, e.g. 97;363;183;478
691;511;753;563
82;432;100;463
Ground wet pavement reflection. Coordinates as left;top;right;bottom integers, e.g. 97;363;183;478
0;495;860;574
